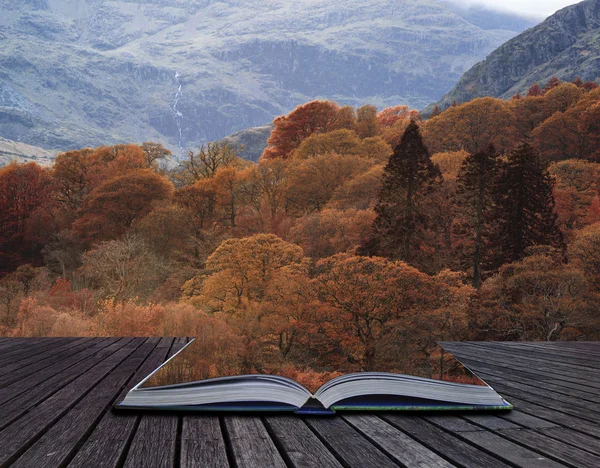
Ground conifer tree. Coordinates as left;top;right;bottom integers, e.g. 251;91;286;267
358;121;441;265
456;144;499;288
487;143;565;270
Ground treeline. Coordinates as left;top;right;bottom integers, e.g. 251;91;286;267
1;77;600;382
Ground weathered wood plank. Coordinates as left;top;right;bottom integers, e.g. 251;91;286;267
0;337;75;370
122;337;179;468
0;338;142;466
68;338;175;468
224;416;287;468
11;338;161;468
428;417;565;468
383;415;511;468
0;337;94;387
496;428;600;468
264;416;342;468
343;415;454;468
306;417;398;468
444;343;600;386
123;414;178;468
0;338;116;407
180;417;229;468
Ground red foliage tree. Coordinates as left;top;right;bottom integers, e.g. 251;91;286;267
261;100;341;159
0;163;54;272
73;169;174;243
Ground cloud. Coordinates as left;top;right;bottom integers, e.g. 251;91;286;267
446;0;581;18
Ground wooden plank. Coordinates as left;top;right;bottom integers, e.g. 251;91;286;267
482;380;600;424
0;337;75;370
537;428;600;456
0;338;116;407
68;338;176;468
494;395;600;439
223;416;287;468
473;342;600;369
123;414;178;468
306;417;398;468
427;417;565;468
452;353;600;402
383;415;511;468
0;338;127;430
122;337;179;468
264;416;342;468
496;428;600;468
10;338;161;468
343;414;453;468
0;338;142;466
444;343;600;386
461;414;521;431
497;410;559;429
0;337;45;352
0;337;94;387
465;361;600;403
180;417;229;468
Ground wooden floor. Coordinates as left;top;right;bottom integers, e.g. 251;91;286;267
0;339;598;468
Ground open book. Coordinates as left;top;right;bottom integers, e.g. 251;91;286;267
115;340;512;414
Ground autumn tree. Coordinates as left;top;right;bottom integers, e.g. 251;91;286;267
212;166;251;229
73;169;174;243
0;162;55;272
175;141;243;184
81;234;166;301
423;97;513;154
328;165;384;210
174;178;217;232
359;121;442;268
189;234;306;346
527;83;543;97
311;254;452;371
289;208;375;258
240;159;289;231
473;251;597;341
487;144;565;270
533;99;600;162
262;101;341;159
456;145;500;287
570;222;600;288
286;153;370;214
355;104;379;139
549;159;600;234
141;142;172;167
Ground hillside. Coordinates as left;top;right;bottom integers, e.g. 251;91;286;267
0;0;533;157
0;137;56;167
433;0;600;108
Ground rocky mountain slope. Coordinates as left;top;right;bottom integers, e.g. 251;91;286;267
0;0;533;156
434;0;600;107
0;137;55;167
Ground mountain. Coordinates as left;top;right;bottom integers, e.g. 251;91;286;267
221;125;273;162
433;0;600;108
0;0;534;157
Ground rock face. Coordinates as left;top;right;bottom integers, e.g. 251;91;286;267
0;0;533;156
434;0;600;108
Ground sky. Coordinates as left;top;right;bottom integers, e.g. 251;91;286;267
454;0;582;17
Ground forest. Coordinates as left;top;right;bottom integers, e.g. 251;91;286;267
1;77;600;386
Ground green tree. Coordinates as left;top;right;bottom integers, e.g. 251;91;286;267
488;143;564;270
359;121;442;267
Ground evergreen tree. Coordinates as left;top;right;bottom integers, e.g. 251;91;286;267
487;143;565;270
456;144;499;288
358;121;442;266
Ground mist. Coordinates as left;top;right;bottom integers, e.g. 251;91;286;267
445;0;581;18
